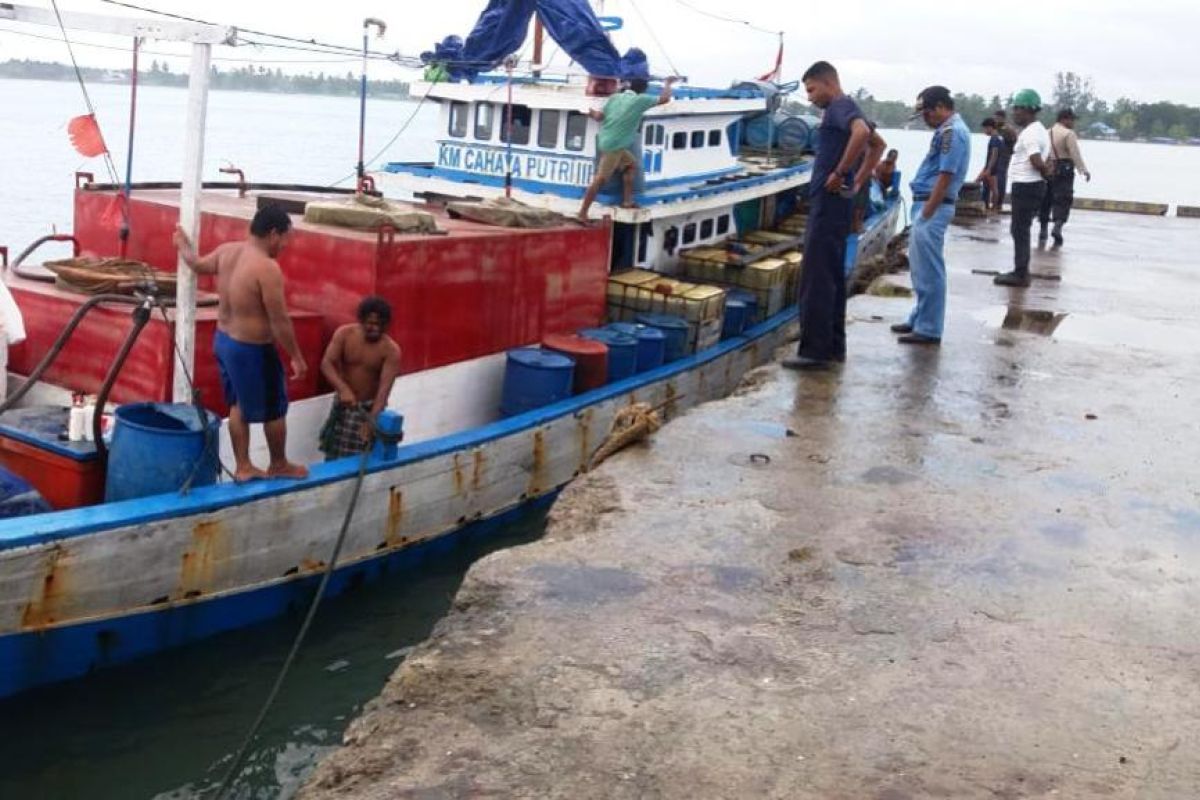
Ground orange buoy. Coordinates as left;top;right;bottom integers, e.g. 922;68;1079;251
542;333;608;393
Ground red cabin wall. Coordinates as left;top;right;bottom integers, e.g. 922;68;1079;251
46;188;609;411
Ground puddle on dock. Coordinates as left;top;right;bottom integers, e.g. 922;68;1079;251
0;510;547;800
975;306;1200;355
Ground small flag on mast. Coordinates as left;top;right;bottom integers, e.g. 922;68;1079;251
67;113;109;158
759;35;783;83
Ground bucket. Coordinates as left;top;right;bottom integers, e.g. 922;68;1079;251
636;313;689;362
579;328;638;382
500;347;575;417
104;403;220;502
607;322;667;373
721;299;749;339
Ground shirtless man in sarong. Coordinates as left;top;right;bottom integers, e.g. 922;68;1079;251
318;297;401;460
173;204;309;481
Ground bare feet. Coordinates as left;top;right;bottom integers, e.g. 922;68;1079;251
267;461;309;480
233;465;268;483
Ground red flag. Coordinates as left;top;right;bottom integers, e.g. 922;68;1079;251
67;113;109;158
759;40;783;83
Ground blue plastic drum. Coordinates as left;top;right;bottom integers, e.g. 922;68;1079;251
607;322;667;373
105;403;220;502
635;313;690;362
726;289;759;325
721;299;749;340
500;347;576;417
579;328;638;382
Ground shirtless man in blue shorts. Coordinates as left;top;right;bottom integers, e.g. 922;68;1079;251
174;205;308;481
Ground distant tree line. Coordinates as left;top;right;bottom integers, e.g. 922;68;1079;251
0;58;411;99
786;71;1200;142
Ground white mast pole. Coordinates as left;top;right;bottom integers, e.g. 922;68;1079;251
0;4;232;404
173;42;212;402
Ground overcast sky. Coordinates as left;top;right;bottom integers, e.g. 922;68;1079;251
1;0;1197;105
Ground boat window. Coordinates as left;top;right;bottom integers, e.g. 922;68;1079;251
501;105;532;146
672;131;688;150
716;214;731;235
645;125;654;145
538;110;561;149
691;130;705;149
700;218;714;240
448;102;468;138
475;103;495;140
708;129;722;148
682;222;697;245
565;111;588;151
655;126;665;146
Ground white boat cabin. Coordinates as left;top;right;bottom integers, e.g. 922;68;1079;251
377;75;813;273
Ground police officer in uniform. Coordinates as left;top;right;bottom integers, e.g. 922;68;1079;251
783;61;886;370
891;86;970;345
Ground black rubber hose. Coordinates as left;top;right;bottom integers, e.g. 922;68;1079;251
92;302;152;459
10;234;80;281
0;293;141;416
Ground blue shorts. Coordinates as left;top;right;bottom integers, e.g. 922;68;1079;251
213;330;288;423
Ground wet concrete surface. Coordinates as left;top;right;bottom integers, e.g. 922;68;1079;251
300;212;1200;800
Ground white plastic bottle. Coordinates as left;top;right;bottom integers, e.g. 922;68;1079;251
67;395;86;442
81;395;98;442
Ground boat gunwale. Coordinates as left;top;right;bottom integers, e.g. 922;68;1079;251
0;307;799;551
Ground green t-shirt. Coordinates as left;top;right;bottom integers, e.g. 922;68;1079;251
597;91;660;153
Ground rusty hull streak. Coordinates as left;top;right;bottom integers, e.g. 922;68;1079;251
528;429;547;497
21;544;70;629
471;447;486;492
386;487;406;547
452;453;467;497
178;519;230;600
576;409;594;469
664;381;679;421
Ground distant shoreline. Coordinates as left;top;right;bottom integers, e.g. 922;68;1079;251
0;74;415;101
0;59;412;101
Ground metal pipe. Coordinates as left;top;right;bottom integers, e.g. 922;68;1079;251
356;17;387;193
0;293;137;415
92;298;152;457
120;35;140;257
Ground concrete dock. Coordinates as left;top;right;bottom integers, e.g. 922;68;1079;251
300;212;1200;800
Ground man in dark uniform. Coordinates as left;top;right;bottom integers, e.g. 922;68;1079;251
991;109;1017;210
783;61;886;371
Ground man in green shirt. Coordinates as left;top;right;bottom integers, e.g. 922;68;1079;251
578;76;677;221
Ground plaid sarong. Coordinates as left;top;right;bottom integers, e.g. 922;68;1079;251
319;401;373;460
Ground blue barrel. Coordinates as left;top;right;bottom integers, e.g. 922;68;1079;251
775;115;813;151
500;347;575;416
727;289;759;324
580;328;638;382
105;403;220;502
608;322;666;372
636;313;689;362
721;299;749;340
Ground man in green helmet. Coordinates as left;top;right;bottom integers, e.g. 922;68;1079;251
994;89;1050;288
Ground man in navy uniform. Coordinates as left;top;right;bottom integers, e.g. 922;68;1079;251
891;86;970;345
783;61;886;371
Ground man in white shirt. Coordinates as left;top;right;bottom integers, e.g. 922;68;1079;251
994;89;1050;288
1039;108;1091;248
0;280;27;404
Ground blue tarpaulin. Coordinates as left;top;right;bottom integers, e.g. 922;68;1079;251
422;0;649;81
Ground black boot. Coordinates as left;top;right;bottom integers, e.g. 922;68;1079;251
1037;223;1048;246
1051;222;1064;248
